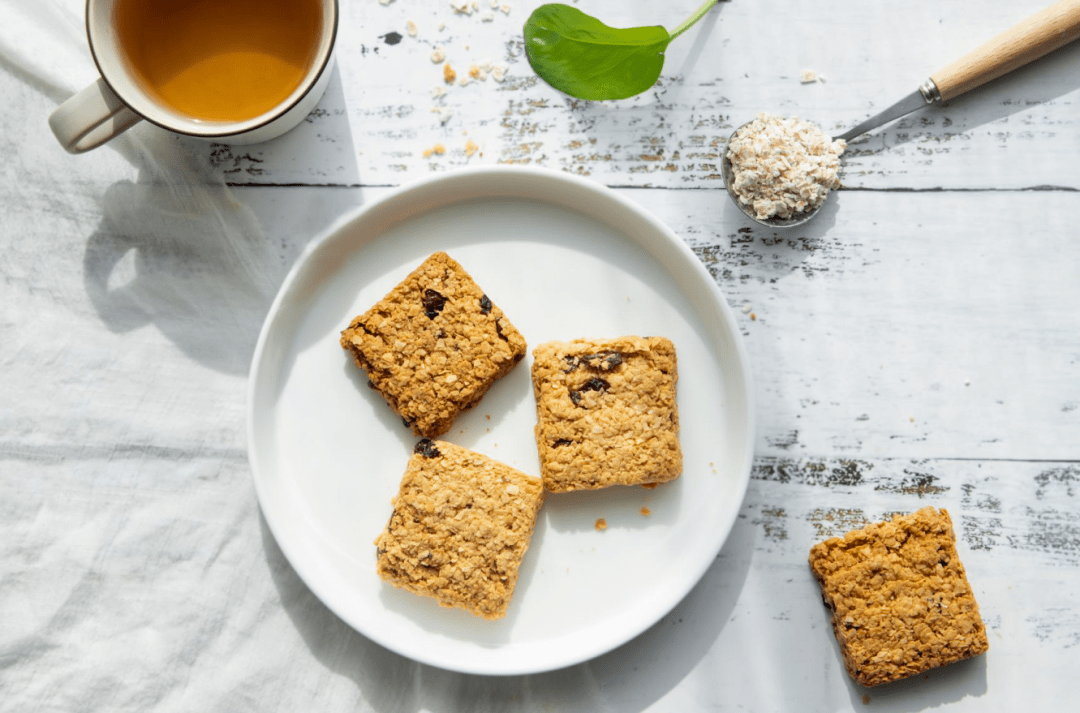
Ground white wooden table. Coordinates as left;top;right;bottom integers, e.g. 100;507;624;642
2;1;1078;710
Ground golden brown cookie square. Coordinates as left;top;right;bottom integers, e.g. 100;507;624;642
340;252;526;437
531;336;682;493
375;439;545;620
809;507;989;686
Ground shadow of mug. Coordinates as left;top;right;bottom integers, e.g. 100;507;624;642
80;61;363;375
82;131;280;374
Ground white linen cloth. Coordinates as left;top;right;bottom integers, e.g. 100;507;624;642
0;3;355;710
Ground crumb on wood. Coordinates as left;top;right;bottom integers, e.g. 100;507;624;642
421;143;447;158
450;0;474;15
430;107;453;124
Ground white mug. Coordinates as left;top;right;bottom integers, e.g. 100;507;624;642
49;0;339;154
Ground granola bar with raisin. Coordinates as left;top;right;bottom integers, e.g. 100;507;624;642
531;336;682;492
340;252;526;437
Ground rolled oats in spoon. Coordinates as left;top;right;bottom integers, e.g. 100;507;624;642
723;114;846;227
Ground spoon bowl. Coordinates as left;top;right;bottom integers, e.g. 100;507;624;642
720;120;830;230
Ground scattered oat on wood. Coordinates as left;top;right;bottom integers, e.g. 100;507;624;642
421;143;447;159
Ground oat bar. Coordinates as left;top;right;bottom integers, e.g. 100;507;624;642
808;507;989;687
531;336;682;493
374;439;545;620
340;252;526;437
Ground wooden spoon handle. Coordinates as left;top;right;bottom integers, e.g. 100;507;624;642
930;0;1080;101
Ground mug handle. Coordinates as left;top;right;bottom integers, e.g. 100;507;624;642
49;78;142;154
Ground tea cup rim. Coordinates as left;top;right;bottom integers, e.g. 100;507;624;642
84;0;339;139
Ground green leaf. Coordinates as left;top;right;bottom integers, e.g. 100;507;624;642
524;4;671;101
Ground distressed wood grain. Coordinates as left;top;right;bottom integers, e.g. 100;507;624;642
165;1;1080;190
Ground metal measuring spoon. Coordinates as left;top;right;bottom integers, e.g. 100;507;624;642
723;0;1080;228
720;118;827;229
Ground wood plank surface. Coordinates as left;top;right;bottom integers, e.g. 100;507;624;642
186;1;1080;189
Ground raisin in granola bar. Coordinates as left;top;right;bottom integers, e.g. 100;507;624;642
809;507;989;686
340;252;526;437
531;336;682;493
374;439;545;620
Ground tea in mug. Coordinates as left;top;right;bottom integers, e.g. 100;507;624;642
114;0;324;122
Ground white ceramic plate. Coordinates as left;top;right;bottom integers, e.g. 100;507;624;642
247;166;754;675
